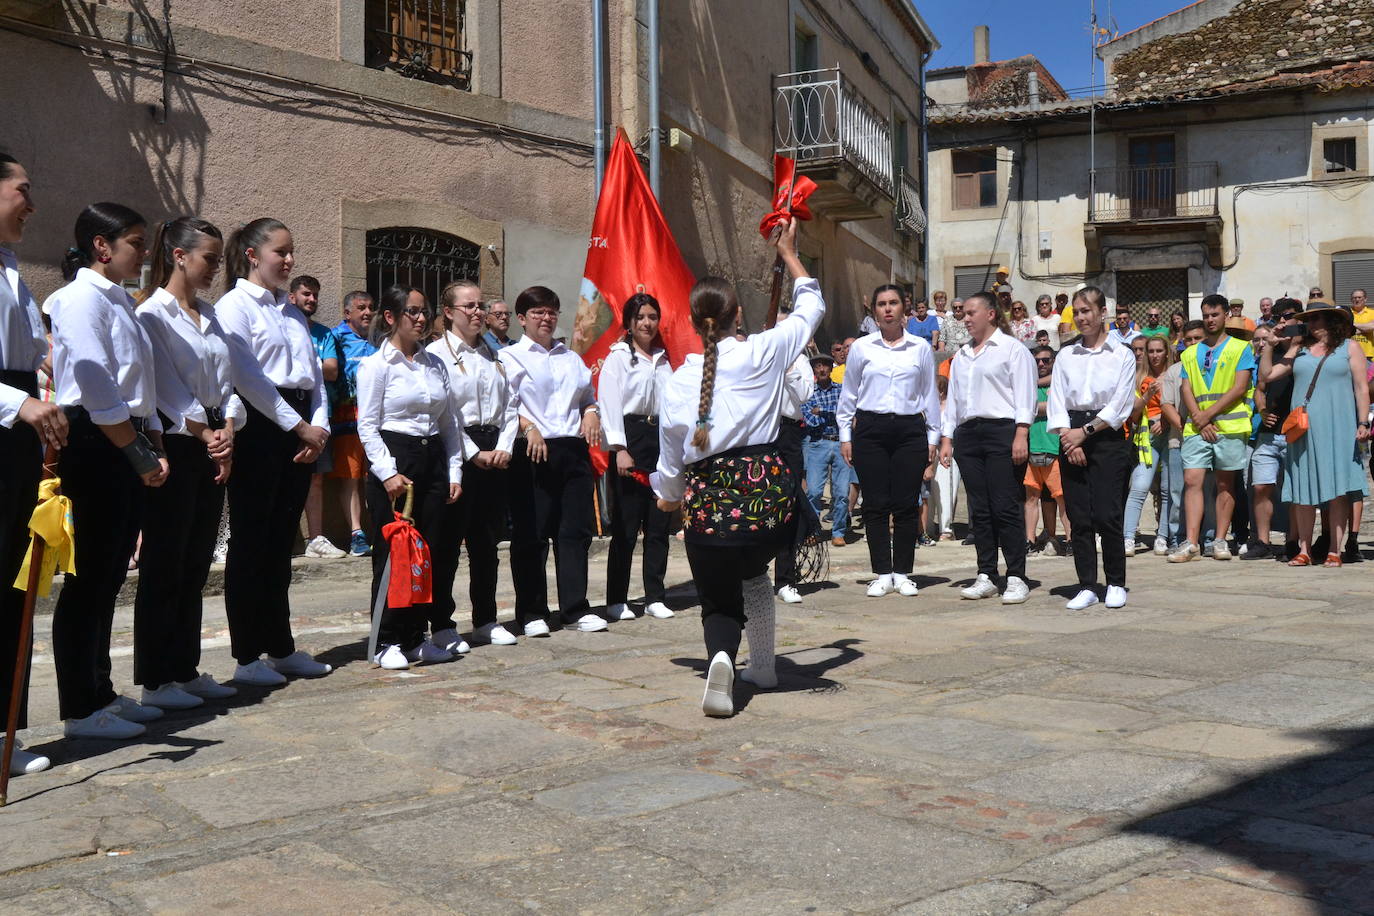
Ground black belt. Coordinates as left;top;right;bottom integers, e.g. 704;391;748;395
277;386;310;406
0;369;37;398
806;431;840;441
63;405;148;432
625;413;658;426
1067;409;1099;428
957;416;1014;427
464;424;499;438
857;409;928;423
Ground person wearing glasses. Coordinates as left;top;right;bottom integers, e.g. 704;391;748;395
499;287;606;636
483;299;515;350
1031;295;1061;350
1139;307;1170;339
1009;301;1036;345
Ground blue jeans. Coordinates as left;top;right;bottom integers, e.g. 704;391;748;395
1124;434;1164;541
803;437;852;537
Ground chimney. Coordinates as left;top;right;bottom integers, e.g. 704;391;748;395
1027;69;1041;107
974;25;990;65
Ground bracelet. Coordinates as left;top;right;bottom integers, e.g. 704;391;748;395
121;433;162;475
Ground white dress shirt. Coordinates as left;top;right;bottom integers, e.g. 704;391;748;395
356;340;463;485
135;288;246;437
215;278;328;431
836;331;942;446
1046;335;1138;431
940;328;1038;438
653;277;825;502
498;335;595;438
0;246;46;428
1108;324;1142;348
49;268;160;431
597;341;672;448
426;331;519;459
780;352;815;422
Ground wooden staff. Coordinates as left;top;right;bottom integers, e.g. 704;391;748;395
1;445;57;806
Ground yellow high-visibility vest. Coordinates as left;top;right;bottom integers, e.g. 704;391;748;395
1180;335;1254;437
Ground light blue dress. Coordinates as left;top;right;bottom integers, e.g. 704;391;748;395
1282;343;1369;506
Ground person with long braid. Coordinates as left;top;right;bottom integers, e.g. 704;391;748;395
653;218;822;717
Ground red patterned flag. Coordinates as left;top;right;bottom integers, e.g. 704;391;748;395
758;154;816;240
574;129;699;474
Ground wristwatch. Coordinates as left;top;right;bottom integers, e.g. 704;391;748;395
1082;420;1100;437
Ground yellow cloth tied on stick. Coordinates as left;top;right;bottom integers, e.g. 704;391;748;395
12;477;75;596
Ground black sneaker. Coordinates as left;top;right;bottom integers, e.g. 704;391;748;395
1026;539;1042;557
961;536;976;546
1239;541;1271;561
1344;533;1363;563
1061;537;1073;557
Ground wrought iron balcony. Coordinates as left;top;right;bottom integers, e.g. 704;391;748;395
773;68;894;221
894;168;926;237
1088;161;1220;223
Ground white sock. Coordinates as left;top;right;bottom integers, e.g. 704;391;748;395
742;574;775;680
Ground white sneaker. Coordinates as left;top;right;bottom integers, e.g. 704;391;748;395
960;573;999;600
374;645;410;670
8;742;51;776
104;694;164;723
473;622;519;645
233;659;287;686
431;628;470;654
644;602;675;619
1124;538;1137;557
405;640;453;664
267;651;332;678
1106;585;1127;608
303;535;347;559
866;574;893;597
891;574;920;597
1001;576;1030;604
1066;588;1099;611
1212;540;1233;561
1168;540;1200;563
65;709;146;740
176;673;237;699
777;585;803;604
574;614;609;633
523;619;551;638
702;651;735;718
1153;536;1169;556
141;684;204;710
607;602;636;621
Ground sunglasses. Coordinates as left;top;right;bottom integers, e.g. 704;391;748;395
1035;357;1054;363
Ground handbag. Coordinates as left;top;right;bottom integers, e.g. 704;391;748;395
1281;349;1334;444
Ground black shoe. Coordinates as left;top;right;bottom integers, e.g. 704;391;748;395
961;536;976;546
1025;539;1042;557
1345;533;1362;563
1239;541;1271;561
1313;534;1331;560
1283;541;1300;561
1062;538;1073;557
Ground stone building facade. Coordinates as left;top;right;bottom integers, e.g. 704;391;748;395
0;0;934;343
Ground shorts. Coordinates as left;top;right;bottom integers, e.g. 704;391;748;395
1249;431;1287;486
1181;433;1248;472
1023;459;1063;499
313;436;335;475
326;433;367;480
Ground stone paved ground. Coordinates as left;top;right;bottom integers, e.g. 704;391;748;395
5;529;1374;914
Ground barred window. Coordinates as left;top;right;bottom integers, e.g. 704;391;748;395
365;227;481;308
365;0;472;90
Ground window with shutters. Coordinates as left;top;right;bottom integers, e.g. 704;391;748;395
953;264;997;300
1332;251;1374;307
952;149;998;209
1325;138;1358;173
365;0;471;90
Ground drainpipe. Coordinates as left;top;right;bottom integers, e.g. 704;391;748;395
919;47;931;293
647;0;661;198
593;0;608;195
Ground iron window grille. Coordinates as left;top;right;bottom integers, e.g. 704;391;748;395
365;227;481;309
365;0;472;90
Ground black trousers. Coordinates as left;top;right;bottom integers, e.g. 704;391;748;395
1060;420;1132;588
224;390;311;665
953;418;1028;580
851;411;929;575
52;412;143;720
434;455;507;631
606;416;671;605
686;540;775;663
772;421;804;588
134;432;224;687
508;436;595;626
366;432;449;649
0;371;41;728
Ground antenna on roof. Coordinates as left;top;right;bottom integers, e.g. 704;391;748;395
1089;0;1097;203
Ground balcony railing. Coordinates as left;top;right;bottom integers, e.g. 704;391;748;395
894;168;926;236
774;68;894;199
1089;161;1220;223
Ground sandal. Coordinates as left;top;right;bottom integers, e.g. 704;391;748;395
1324;552;1343;568
1287;553;1312;567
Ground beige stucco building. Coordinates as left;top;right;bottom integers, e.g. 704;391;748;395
926;0;1374;321
0;0;935;343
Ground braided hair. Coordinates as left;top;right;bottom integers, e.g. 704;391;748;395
688;277;738;450
620;291;662;366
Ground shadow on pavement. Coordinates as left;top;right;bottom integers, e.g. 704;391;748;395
671;638;865;711
1123;724;1374;913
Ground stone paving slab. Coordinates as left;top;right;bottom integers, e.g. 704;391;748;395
7;535;1374;912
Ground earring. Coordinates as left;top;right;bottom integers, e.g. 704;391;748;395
98;255;112;264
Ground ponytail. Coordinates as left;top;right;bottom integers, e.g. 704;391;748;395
225;217;287;283
143;216;222;296
62;202;145;281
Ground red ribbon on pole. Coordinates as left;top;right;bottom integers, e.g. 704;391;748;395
758;155;817;240
382;512;432;609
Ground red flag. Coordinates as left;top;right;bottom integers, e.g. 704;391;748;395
574;129;699;474
759;155;817;240
381;513;432;609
